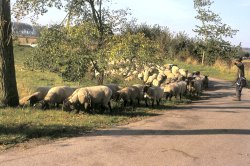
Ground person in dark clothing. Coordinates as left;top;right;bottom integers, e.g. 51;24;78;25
233;57;245;101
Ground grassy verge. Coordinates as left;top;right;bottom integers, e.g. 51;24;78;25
0;98;191;151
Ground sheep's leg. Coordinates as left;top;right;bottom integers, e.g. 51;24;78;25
151;99;154;108
145;98;149;107
180;93;182;100
108;102;112;114
169;94;172;101
156;100;160;106
124;100;127;107
56;103;60;108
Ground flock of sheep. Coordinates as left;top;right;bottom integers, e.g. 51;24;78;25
19;63;209;114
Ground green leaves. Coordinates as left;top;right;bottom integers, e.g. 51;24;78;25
193;0;239;65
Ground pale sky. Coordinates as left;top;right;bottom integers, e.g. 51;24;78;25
14;0;250;47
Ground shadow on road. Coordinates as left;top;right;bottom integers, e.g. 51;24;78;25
93;129;250;136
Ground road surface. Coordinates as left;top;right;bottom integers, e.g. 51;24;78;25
0;78;250;166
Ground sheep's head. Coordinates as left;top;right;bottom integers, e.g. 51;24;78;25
62;99;73;112
28;95;39;107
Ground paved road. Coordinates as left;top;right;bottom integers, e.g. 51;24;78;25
1;78;250;166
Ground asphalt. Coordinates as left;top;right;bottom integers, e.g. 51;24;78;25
0;78;250;166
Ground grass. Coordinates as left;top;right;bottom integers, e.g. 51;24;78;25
0;98;190;151
0;46;241;150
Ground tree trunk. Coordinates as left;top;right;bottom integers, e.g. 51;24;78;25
201;50;205;65
0;0;19;106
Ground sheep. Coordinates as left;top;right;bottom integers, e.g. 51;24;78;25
156;72;167;83
171;66;180;75
165;72;175;80
152;79;160;87
177;81;187;100
145;73;157;85
41;86;77;109
19;86;51;107
132;84;146;101
143;86;164;107
116;86;140;107
202;75;209;90
105;84;121;100
138;72;144;80
63;86;112;113
143;70;150;82
163;82;180;101
179;69;188;77
187;79;202;96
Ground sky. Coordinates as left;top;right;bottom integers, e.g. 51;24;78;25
14;0;250;48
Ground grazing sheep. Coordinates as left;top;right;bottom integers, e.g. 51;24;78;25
105;84;120;100
116;86;140;107
19;86;51;107
63;86;112;113
132;84;146;101
143;86;164;107
42;86;77;109
163;82;180;101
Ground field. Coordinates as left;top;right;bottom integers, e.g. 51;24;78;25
0;46;248;151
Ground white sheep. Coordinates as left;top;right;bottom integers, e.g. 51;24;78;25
42;86;77;109
19;86;51;107
172;66;180;75
163;82;180;101
116;86;140;107
105;84;121;99
63;86;112;113
179;69;188;77
143;86;164;107
146;73;157;85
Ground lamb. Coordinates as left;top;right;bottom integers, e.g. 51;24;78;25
63;86;112;113
143;86;164;107
41;86;77;109
116;86;140;107
19;86;51;107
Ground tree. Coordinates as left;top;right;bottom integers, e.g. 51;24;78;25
0;0;19;106
14;0;129;84
12;22;35;36
193;0;238;65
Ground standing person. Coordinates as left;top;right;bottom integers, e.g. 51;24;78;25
233;57;245;101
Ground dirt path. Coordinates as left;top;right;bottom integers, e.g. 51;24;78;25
1;78;250;166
